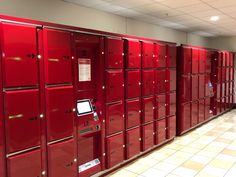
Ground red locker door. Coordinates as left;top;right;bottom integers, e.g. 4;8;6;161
142;96;154;123
168;45;176;68
48;139;76;177
191;101;198;126
198;99;205;123
126;128;141;159
106;69;124;103
126;40;141;69
222;68;226;82
45;86;74;142
180;75;191;103
222;52;226;67
156;94;166;119
168;92;176;116
226;68;230;81
205;74;213;97
179;103;191;134
7;149;41;177
216;68;222;84
155;119;166;145
142;70;154;96
106;102;124;135
126;99;141;129
222;83;226;98
181;47;191;74
44;29;72;84
142;42;155;68
167;116;176;139
192;48;199;74
199;74;205;99
142;123;154;151
169;69;176;92
191;75;199;101
216;84;221;98
206;51;212;73
230;68;234;81
106;133;124;168
1;23;38;87
126;70;141;99
155;70;167;94
215;98;221;115
205;98;213;120
105;37;123;69
4;89;40;153
199;49;206;73
156;43;166;68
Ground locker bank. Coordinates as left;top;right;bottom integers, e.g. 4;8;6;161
0;1;236;177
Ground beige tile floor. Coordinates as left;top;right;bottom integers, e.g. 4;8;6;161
107;109;236;177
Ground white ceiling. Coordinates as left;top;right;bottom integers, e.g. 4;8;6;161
64;0;236;37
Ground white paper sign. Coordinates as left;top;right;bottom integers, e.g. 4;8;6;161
79;58;91;82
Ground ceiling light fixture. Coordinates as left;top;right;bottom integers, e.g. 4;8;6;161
210;16;219;21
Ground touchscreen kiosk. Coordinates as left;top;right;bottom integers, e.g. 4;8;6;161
77;100;93;115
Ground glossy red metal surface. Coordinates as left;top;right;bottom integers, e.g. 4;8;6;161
156;94;166;119
167;116;176;139
199;74;205;99
141;123;154;151
4;89;40;153
226;68;230;81
105;37;123;69
214;98;221;115
205;74;214;97
180;75;191;103
142;96;154;123
7;149;42;177
221;83;226;98
169;69;176;92
199;49;206;73
1;22;38;88
179;103;191;134
125;40;141;69
125;70;141;99
191;75;199;101
126;127;141;159
167;45;176;68
192;48;199;74
191;101;198;126
106;102;124;135
142;42;155;68
155;69;167;94
180;46;191;74
221;68;226;82
142;70;155;96
125;99;141;129
205;98;213;120
206;51;212;73
198;99;205;123
156;43;166;68
48;139;76;177
106;133;124;168
168;92;176;116
44;28;72;84
155;119;166;144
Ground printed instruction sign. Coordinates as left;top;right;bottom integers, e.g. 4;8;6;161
78;58;91;82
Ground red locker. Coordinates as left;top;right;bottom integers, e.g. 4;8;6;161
229;53;234;67
191;75;199;101
126;127;141;159
222;52;226;67
156;94;166;119
45;86;74;142
169;69;176;92
199;99;205;123
179;103;191;134
230;68;234;81
142;123;154;151
168;92;176;116
4;89;40;153
215;83;221;98
180;46;191;74
167;45;176;68
106;102;124;135
126;99;141;129
155;70;167;94
126;70;141;99
221;83;226;98
156;43;166;68
221;97;226;112
44;29;72;84
7;149;42;177
1;23;38;87
215;98;221;115
226;68;230;81
199;49;206;73
191;101;198;127
105;37;123;69
155;119;166;145
106;133;124;168
206;51;212;73
142;96;154;123
106;69;124;103
167;116;176;139
205;74;213;97
226;82;229;96
216;68;222;84
192;48;199;74
180;75;191;103
142;42;155;68
205;98;213;120
142;70;154;96
199;74;205;99
125;40;141;69
48;139;76;177
222;68;226;82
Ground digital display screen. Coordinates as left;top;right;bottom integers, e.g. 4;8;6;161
77;100;93;115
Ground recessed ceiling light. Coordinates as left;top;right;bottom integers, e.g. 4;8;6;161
210;16;220;21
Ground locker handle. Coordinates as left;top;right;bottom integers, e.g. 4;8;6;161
28;116;38;121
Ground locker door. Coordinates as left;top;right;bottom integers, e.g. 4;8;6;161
126;70;141;99
206;51;212;73
106;133;124;168
216;84;221;98
4;89;40;153
126;99;141;129
226;68;230;81
229;53;233;67
167;116;176;139
106;69;124;103
105;37;123;69
222;68;226;82
142;42;155;68
126;128;141;159
1;23;38;87
180;75;191;103
198;99;205;123
142;70;154;96
192;48;199;74
168;92;176;116
205;74;213;97
156;43;166;68
142;96;154;123
222;52;226;67
45;86;74;142
199;74;205;99
169;69;176;92
168;45;176;68
156;94;166;119
155;70;167;94
191;75;199;101
180;103;191;133
155;119;166;144
191;101;198;126
7;149;41;177
199;49;206;73
142;123;154;151
221;83;226;98
48;139;76;177
215;98;221;115
126;40;141;69
205;98;213;120
106;102;124;135
44;29;72;84
217;68;222;84
181;47;191;74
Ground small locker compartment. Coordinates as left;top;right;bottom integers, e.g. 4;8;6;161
106;69;124;103
199;49;206;73
155;69;167;94
47;139;76;177
192;48;199;74
215;98;221;115
205;98;213;120
168;92;176;116
156;43;167;68
167;116;176;139
7;149;42;177
230;68;234;81
142;70;154;96
198;99;205;123
191;101;199;127
226;68;230;81
126;70;141;99
1;23;38;88
221;83;226;98
180;46;191;74
106;102;124;136
199;74;205;99
142;96;154;123
44;28;72;84
222;68;226;82
125;40;141;69
45;86;74;142
169;69;176;92
179;75;191;103
125;99;141;129
4;89;40;153
105;37;123;69
191;75;199;101
126;127;141;159
167;45;176;68
141;123;154;151
179;103;191;134
206;51;212;73
106;133;124;168
156;94;166;119
155;119;166;145
142;42;155;68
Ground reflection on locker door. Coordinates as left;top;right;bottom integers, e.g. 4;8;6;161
142;42;155;68
1;23;38;87
126;99;141;129
142;70;154;96
155;119;166;144
205;98;213;120
142;123;154;151
126;127;141;159
126;70;141;99
142;96;154;123
125;40;141;69
156;43;166;68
